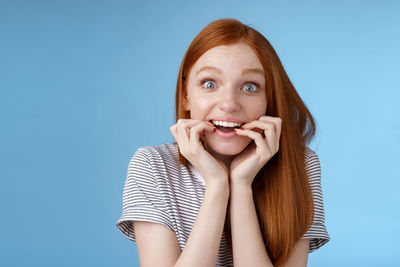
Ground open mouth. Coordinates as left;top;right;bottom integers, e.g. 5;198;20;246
209;120;243;131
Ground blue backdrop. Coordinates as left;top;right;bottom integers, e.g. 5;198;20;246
1;0;399;266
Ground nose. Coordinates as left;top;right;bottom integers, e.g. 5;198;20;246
217;86;240;113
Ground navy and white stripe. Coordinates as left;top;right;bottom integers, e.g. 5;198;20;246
302;147;330;251
116;143;330;266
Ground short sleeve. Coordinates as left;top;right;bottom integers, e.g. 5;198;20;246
116;147;175;242
301;148;330;252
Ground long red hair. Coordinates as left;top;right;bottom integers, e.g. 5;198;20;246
174;18;315;267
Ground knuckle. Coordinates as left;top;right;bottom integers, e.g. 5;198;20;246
192;124;203;133
177;119;187;125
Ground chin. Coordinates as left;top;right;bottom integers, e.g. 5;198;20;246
203;136;251;156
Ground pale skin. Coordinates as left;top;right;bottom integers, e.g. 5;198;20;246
134;42;310;267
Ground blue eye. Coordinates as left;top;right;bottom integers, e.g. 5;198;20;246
242;83;258;92
202;80;216;89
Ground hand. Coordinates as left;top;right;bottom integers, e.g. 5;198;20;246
230;116;282;187
170;119;229;187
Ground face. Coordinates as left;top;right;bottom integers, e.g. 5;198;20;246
184;42;267;159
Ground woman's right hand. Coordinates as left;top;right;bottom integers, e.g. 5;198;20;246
170;119;229;187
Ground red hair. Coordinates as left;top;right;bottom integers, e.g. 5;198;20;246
175;18;315;267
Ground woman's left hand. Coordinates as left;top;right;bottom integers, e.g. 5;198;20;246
230;115;282;187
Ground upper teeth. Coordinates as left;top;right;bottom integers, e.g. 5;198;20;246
212;120;242;127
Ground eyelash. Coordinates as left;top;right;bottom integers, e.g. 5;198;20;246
200;79;260;92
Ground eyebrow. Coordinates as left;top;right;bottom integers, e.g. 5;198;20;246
196;66;264;76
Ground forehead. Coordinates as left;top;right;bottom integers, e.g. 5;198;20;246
192;42;263;70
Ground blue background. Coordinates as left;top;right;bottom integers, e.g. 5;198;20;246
1;0;399;266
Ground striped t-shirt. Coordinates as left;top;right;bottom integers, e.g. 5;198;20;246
116;143;330;266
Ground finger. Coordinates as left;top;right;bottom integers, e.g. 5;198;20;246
189;122;215;149
170;120;190;138
257;116;281;152
170;124;182;143
241;120;275;138
253;121;278;152
259;116;282;146
258;115;282;124
234;128;271;153
177;119;213;131
177;119;202;149
173;119;213;137
245;117;282;135
176;120;188;149
170;124;177;140
180;120;211;136
176;120;212;154
190;121;215;141
259;116;282;135
242;120;274;130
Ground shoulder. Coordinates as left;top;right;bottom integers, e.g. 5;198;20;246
304;147;323;192
128;143;183;181
131;143;179;165
304;147;321;175
305;147;319;163
302;147;330;251
125;143;180;189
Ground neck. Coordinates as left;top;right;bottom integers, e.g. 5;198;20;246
203;143;234;170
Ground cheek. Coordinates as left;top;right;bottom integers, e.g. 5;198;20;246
250;98;267;118
189;98;213;119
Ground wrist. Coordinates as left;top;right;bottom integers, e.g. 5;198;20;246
205;178;230;198
230;179;253;193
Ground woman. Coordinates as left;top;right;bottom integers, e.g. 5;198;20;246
116;18;330;267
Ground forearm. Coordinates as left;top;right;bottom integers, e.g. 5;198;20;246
230;182;274;267
174;180;230;267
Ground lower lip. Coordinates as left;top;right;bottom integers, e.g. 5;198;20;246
213;128;238;139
